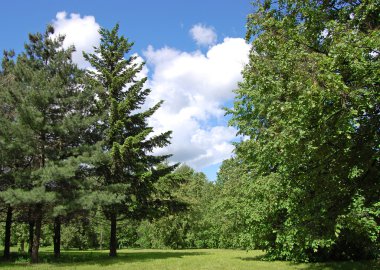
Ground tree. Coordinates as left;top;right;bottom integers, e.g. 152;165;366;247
83;24;175;257
229;0;380;261
0;50;15;260
136;165;213;249
210;158;256;249
0;26;96;263
0;49;35;260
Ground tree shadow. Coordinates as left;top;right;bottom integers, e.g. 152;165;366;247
238;254;266;261
296;260;380;270
237;254;380;270
0;249;208;268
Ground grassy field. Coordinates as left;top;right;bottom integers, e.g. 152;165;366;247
0;248;379;270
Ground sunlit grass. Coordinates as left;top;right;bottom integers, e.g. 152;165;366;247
0;247;379;270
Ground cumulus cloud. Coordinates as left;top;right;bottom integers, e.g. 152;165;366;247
189;24;217;46
144;37;250;169
52;12;101;68
48;13;250;171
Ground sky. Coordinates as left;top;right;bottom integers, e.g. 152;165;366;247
0;0;253;181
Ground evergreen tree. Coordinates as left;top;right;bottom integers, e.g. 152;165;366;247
0;50;17;260
0;26;96;263
1;49;40;260
83;24;175;257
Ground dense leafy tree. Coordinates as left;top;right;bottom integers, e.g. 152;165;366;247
209;158;255;249
135;165;214;249
229;0;380;261
83;24;175;257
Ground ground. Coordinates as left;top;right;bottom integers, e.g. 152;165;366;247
0;248;379;269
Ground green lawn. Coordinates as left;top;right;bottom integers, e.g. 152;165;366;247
0;248;379;270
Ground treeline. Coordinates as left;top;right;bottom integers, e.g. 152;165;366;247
0;24;185;263
0;164;251;251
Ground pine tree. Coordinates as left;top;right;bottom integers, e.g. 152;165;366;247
83;24;175;257
0;26;97;263
0;50;17;260
1;49;40;260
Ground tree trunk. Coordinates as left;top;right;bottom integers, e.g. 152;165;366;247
109;213;117;257
28;220;35;256
3;206;12;259
53;216;61;258
100;230;103;250
31;214;42;263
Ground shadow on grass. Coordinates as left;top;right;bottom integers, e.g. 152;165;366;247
238;254;266;261
237;255;380;270
0;250;208;268
297;260;380;270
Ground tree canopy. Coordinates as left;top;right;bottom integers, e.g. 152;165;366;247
229;0;380;261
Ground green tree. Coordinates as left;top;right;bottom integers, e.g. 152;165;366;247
0;49;39;260
210;158;255;249
83;24;175;257
0;50;17;260
135;165;214;249
0;26;96;263
136;165;219;249
175;166;214;248
230;0;380;261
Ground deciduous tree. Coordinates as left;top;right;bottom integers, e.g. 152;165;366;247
230;0;380;261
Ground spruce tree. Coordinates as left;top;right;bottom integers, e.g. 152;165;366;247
83;24;175;257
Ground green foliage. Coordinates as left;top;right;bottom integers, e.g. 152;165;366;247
116;220;139;248
61;218;99;250
0;25;100;262
136;220;166;248
0;25;95;209
2;5;379;264
0;23;187;262
83;24;175;218
209;158;255;249
83;24;177;256
229;0;380;262
133;165;215;249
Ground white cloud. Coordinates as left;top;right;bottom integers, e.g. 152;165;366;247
48;13;251;171
131;53;150;81
190;24;217;46
144;37;251;170
52;12;101;68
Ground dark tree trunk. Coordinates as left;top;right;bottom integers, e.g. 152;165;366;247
109;213;117;257
31;213;42;264
100;230;103;250
3;206;12;259
28;220;35;256
53;216;61;258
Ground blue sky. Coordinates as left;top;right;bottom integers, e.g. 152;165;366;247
0;0;252;181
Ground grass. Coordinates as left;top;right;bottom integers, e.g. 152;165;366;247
0;247;379;270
